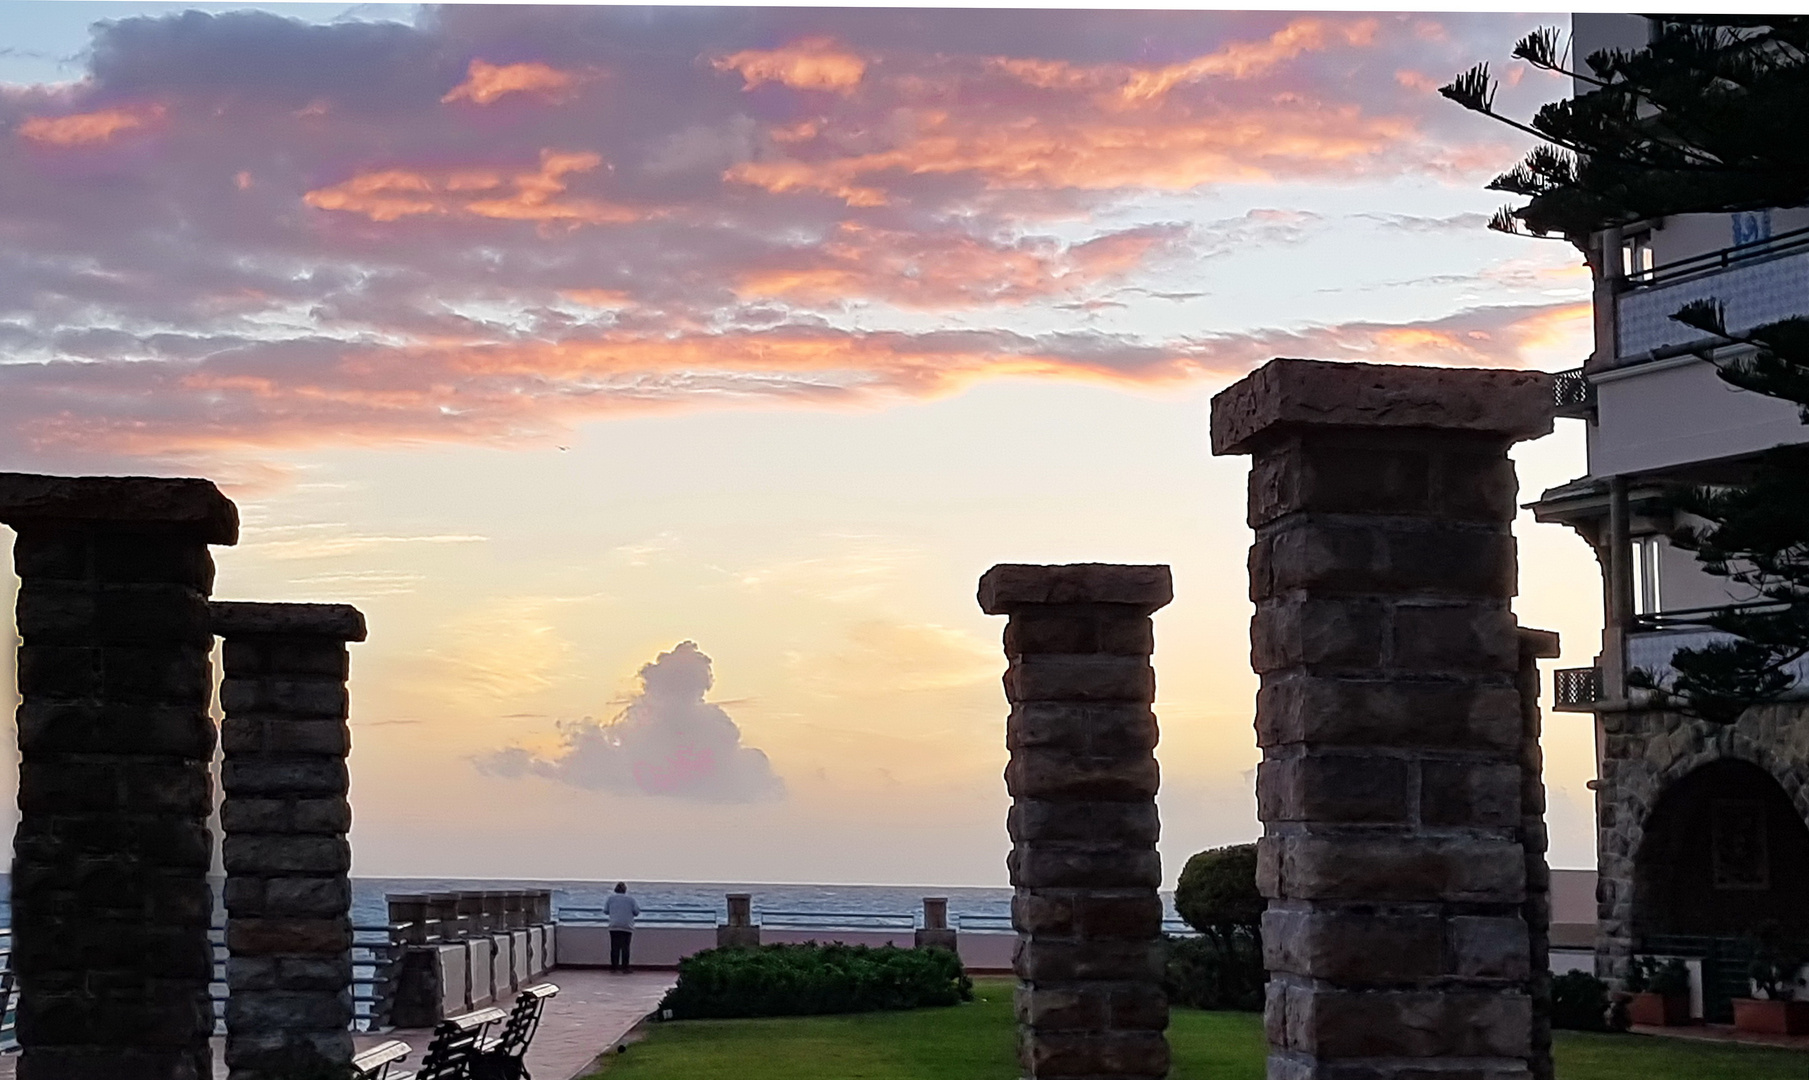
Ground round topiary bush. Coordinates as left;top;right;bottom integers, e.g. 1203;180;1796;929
1174;843;1262;943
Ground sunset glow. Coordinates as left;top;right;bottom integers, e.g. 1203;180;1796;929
0;6;1600;886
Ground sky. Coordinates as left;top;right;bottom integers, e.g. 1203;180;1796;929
0;3;1608;886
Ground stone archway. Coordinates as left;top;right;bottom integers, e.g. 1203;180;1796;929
1631;758;1809;940
1596;708;1809;1021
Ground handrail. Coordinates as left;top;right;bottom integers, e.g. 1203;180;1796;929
1624;223;1809;290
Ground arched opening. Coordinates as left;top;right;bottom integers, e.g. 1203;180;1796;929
1632;759;1809;1019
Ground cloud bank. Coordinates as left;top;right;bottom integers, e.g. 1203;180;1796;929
0;7;1563;475
477;641;784;803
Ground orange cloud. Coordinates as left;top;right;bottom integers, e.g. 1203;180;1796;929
990;18;1378;107
18;104;165;146
727;102;1413;203
734;223;1177;308
442;59;584;106
713;37;866;93
304;150;640;227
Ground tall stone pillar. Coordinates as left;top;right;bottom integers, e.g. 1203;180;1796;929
0;473;238;1080
1517;627;1559;1080
214;601;365;1080
979;562;1171;1080
1210;359;1553;1080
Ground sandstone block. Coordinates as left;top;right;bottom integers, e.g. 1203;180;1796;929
1014;939;1165;982
1006;655;1155;702
979;563;1173;614
1256;753;1411;824
1420;761;1523;828
0;472;239;544
1004;752;1159;801
1208;358;1553;458
1260;834;1525;903
1253;519;1515;600
1281;983;1532;1059
1007;702;1158;755
1262;907;1445;982
222;836;351;876
225;918;352;957
1251;597;1387;674
1012;847;1162;890
221;760;348;797
1254;676;1521;752
1005;609;1155;656
1008;800;1160;845
1021;1029;1171;1077
210;600;367;642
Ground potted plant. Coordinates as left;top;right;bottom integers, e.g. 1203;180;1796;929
1625;956;1692;1026
1735;931;1809;1035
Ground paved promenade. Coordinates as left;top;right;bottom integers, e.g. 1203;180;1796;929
0;968;676;1080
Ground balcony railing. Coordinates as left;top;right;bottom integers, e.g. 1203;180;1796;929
1552;367;1595;419
1616;240;1809;360
1553;666;1602;711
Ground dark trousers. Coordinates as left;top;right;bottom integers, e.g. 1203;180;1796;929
609;930;633;971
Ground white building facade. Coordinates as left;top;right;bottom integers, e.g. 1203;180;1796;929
1530;15;1809;1019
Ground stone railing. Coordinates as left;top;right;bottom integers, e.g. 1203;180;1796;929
385;892;556;1027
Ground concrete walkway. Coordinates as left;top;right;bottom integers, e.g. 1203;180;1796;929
0;968;676;1080
1630;1021;1809;1052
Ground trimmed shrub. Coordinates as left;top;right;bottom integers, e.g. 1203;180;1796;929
1164;934;1264;1012
1175;845;1262;944
1550;970;1615;1032
658;943;973;1019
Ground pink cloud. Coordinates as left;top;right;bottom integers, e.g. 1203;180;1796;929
442;59;586;106
18;104;165;146
712;37;867;93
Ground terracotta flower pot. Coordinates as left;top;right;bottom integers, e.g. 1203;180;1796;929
1733;997;1809;1036
1627;991;1691;1026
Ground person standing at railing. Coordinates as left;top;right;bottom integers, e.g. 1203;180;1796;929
604;882;642;973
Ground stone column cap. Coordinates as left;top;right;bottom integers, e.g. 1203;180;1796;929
0;472;238;544
1209;358;1554;456
1518;626;1561;659
211;600;367;642
978;563;1173;615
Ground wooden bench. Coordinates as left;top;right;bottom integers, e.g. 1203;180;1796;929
479;982;561;1060
351;1039;411;1080
373;1005;508;1080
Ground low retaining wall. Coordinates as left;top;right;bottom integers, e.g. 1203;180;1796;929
553;924;1017;972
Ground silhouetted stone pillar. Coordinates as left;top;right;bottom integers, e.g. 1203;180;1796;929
917;897;957;952
0;473;238;1080
718;893;759;948
1517;628;1560;1080
1210;359;1553;1080
979;562;1172;1080
214;600;365;1080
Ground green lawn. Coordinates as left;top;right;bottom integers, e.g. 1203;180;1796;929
583;979;1808;1080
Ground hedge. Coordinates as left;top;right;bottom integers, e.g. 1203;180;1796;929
657;942;974;1019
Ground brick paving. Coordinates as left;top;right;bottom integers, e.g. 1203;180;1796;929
0;968;676;1080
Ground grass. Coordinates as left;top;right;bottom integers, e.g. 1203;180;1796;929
582;978;1808;1080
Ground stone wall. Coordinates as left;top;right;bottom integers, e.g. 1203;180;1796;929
979;562;1171;1080
214;601;366;1080
0;473;239;1080
1210;359;1554;1080
1595;700;1809;986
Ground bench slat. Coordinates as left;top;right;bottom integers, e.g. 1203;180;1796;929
353;1040;411;1068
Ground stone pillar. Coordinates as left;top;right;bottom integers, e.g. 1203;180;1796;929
1210;358;1554;1080
916;898;958;952
456;891;485;939
214;600;366;1080
0;473;238;1080
429;893;461;940
1517;628;1559;1080
718;893;759;948
978;562;1172;1080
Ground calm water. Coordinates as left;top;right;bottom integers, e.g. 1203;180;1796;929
0;875;1182;929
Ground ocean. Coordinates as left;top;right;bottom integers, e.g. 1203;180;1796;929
0;876;1185;930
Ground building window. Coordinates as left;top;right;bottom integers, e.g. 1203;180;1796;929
1621;231;1655;279
1732;210;1773;249
1631;536;1663;616
1710;799;1769;890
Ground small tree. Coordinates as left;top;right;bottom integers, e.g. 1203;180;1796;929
1174;844;1262;950
1444;18;1809;723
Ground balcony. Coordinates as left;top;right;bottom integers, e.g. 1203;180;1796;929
1627;607;1809;700
1615;229;1809;359
1553;666;1602;711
